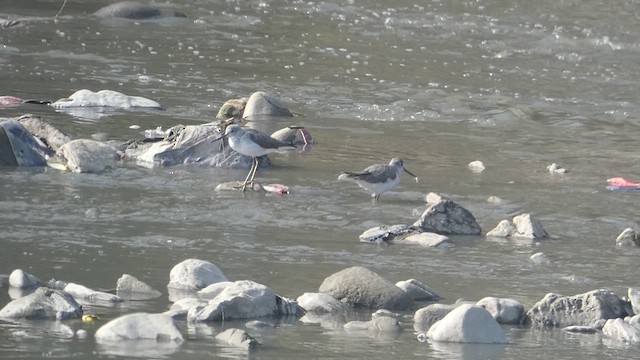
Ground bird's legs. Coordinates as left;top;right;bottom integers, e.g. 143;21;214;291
247;157;259;186
237;157;258;191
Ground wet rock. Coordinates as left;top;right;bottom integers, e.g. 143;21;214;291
602;318;640;343
64;283;123;304
426;304;508;343
167;259;228;292
296;292;350;313
271;126;315;147
216;98;247;120
413;197;481;235
359;224;412;243
413;302;464;332
215;328;259;349
529;252;550;265
50;139;120;173
527;289;631;327
8;269;42;289
476;297;526;324
197;281;233;300
116;274;162;300
95;312;183;341
397;232;452;247
563;325;599;333
243;91;293;119
300;311;348;330
188;280;301;322
51;89;163;109
344;316;401;338
18;114;70;152
318;266;413;310
467;160;485;173
170;297;205;311
94;1;186;19
616;228;640;247
628;288;640;315
395;279;440;301
547;163;567;174
487;213;548;239
0;287;83;320
0;119;50;166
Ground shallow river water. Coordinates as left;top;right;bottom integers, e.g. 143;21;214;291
2;0;640;358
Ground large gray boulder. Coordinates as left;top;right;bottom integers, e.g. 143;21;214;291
0;119;50;166
167;259;228;292
116;274;162;301
188;280;301;322
94;1;187;19
476;297;526;324
413;302;467;332
318;266;413;310
95;312;183;341
49;139;120;173
0;287;83;320
395;279;440;301
242;91;293;119
426;304;508;343
602;318;640;343
527;289;631;327
413;198;481;235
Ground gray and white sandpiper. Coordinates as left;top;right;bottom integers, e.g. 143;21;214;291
338;157;419;201
213;124;296;191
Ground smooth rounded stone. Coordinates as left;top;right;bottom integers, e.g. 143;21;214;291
529;252;550;265
76;329;89;339
188;280;301;322
513;213;548;238
95;313;183;342
487;195;503;204
476;297;525;324
50;139;120;173
398;232;452;248
270;126;315;147
0;287;82;320
245;320;276;330
296;292;350;313
413;302;464;332
344;316;402;339
167;259;228;291
116;274;162;300
547;163;567;174
562;325;599;333
94;1;187;19
359;224;412;243
425;192;449;204
413;198;481;235
602;318;640;343
628;288;640;315
64;283;123;304
242;91;293;119
318;266;413;310
197;281;233;300
215;328;259;349
486;220;516;238
395;279;440;301
426;304;508;343
616;228;640;247
8;269;42;289
467;160;485;173
51;89;163;109
527;289;632;327
0;119;50;166
18;114;71;152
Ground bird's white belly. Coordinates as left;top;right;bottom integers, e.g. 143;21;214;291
355;176;400;195
229;136;271;157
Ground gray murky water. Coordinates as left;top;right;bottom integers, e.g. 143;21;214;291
2;0;640;358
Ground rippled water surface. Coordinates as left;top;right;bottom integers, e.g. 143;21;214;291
2;0;640;358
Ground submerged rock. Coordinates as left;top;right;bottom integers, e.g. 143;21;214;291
476;297;526;324
215;328;259;349
95;312;183;341
527;289;631;327
296;292;350;313
616;228;640;247
0;287;83;320
359;224;412;243
426;304;508;343
397;232;452;247
51;89;163;109
344;316;402;338
94;1;187;19
49;139;120;173
413;197;481;235
318;266;413;310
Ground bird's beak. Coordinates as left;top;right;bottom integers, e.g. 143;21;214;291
404;167;419;182
211;133;227;143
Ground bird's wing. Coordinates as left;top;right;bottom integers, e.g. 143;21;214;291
245;129;295;150
339;164;394;181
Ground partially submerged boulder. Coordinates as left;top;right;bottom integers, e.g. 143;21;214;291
395;279;440;302
344;316;402;338
51;89;163;109
8;269;42;289
318;266;413;310
0;118;50;166
49;139;120;173
413;302;465;332
243;91;293;119
487;213;548;239
215;328;259;349
95;312;183;341
188;280;301;322
296;292;351;313
396;232;452;247
116;274;162;301
426;304;508;343
527;289;631;327
167;259;228;292
602;318;640;344
359;224;412;243
413;197;481;235
476;297;526;324
615;228;640;247
63;283;123;304
18;114;70;152
94;1;187;19
0;287;83;320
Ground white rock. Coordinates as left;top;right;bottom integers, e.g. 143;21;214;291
602;318;640;343
167;259;228;291
52;139;120;173
486;220;516;238
467;160;485;173
51;89;163;109
95;313;183;342
400;232;452;247
426;304;508;343
476;297;525;324
395;279;440;301
513;213;548;238
215;328;259;349
8;269;41;289
547;163;567;174
116;274;162;300
296;292;350;313
64;283;123;303
170;297;205;311
197;281;233;300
